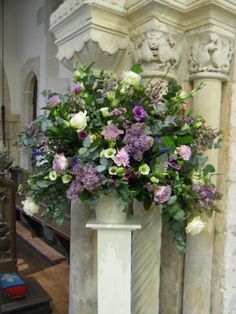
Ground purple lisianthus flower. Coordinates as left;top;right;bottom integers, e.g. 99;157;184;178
113;148;130;167
52;153;68;173
160;147;170;154
47;95;61;106
73;86;81;94
77;131;87;140
71;155;80;167
124;168;131;180
178;145;192;161
132;104;147;122
102;124;124;140
167;161;180;171
154;185;172;203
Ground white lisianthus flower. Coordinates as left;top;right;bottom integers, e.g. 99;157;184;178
138;164;150;175
122;71;141;88
100;107;109;117
186;216;206;236
109;166;118;175
104;148;116;159
62;174;72;184
70;110;87;130
49;171;58;181
22;198;39;217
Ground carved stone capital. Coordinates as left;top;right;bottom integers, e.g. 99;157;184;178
130;18;183;78
49;0;129;71
189;32;233;80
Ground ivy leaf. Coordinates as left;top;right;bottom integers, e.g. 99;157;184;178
173;209;185;221
162;136;176;151
83;136;91;148
203;164;215;175
96;165;106;173
78;147;88;157
178;135;194;145
197;155;208;165
100;157;108;166
168;195;177;205
130;64;142;74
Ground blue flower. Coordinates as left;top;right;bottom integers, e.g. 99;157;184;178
32;151;43;157
71;155;80;166
160;148;170;154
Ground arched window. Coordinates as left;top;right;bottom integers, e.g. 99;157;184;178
32;76;38;120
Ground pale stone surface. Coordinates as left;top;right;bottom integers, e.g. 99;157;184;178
131;202;162;314
69;199;97;314
160;223;184;314
183;218;215;314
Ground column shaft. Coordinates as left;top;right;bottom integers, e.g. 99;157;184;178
183;78;222;314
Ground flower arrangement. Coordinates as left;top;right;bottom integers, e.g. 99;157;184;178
17;64;221;253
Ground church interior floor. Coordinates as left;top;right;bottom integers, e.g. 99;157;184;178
16;223;69;314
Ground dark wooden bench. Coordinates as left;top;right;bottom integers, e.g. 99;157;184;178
1;277;52;314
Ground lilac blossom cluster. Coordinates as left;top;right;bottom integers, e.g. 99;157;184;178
192;184;218;209
67;166;100;199
109;108;127;116
123;123;153;161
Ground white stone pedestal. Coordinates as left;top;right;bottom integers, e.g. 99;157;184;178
86;216;141;314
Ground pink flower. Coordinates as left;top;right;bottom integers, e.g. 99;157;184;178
53;153;68;173
178;145;191;161
47;95;61;106
154;186;172;203
102;124;124;140
113;148;130;167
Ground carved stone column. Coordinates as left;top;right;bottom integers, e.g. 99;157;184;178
69;199;97;314
183;31;233;314
129;16;184;314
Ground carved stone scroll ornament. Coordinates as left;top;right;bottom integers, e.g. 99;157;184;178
189;33;233;75
131;30;182;75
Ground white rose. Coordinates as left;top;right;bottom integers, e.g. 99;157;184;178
186;216;206;236
22;197;39;217
70;110;87;130
122;71;141;88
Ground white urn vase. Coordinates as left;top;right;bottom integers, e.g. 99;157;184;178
95;195;127;224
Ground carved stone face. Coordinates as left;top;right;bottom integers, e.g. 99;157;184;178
147;32;160;50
